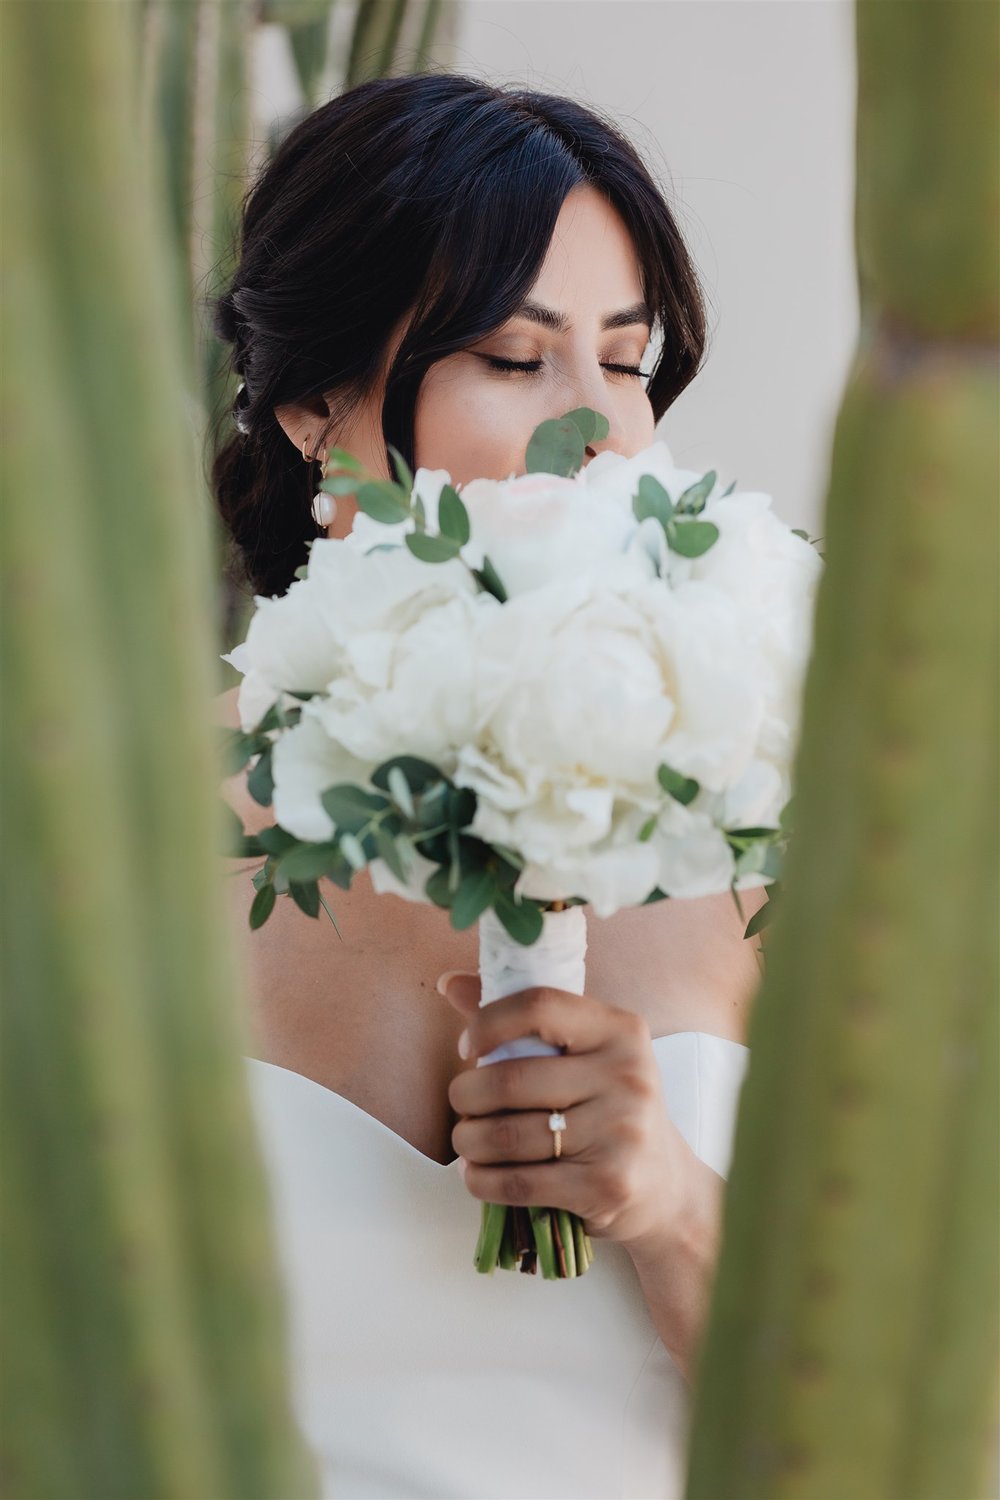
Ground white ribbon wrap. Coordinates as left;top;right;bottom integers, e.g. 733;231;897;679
476;905;588;1068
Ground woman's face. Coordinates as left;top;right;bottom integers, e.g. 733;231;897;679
276;183;658;539
413;184;657;485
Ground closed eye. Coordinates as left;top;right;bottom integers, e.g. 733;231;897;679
482;356;650;379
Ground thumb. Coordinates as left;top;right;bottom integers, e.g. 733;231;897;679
435;970;482;1014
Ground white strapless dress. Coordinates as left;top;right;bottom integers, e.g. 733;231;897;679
244;1031;749;1500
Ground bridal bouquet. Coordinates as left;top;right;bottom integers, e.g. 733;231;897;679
220;406;823;1278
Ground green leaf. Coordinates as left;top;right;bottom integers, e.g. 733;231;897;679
320;784;390;832
386;444;414;493
249;882;277;929
638;814;658;842
665;519;720;558
726;826;781;843
317;888;344;939
405;532;461;563
246;745;274;807
319;474;364;496
385;766;415;819
524;416;585;477
720;479;737;496
473;553;508;603
326;447;365;473
288;880;321;918
374;826;408;882
494;890;544;946
641;886;670;905
371;755;444;797
355;481;411;524
412;495;426;530
437;484;471;546
445;786;477;829
490;841;525;870
285;689;319;702
450;868;498;930
561;407;610;445
233;834;268;859
675;470;717;514
424;865;454;909
275;840;348;882
220;730;255;776
255;824;299;856
657;764;700;805
340;832;368;871
743;889;779;940
632;474;674;529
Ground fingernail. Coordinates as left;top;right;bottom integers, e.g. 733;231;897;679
457;1029;470;1059
436;970;462;997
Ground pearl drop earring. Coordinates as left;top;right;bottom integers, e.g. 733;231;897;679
304;436;336;528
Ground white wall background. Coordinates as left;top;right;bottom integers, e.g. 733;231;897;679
252;0;860;534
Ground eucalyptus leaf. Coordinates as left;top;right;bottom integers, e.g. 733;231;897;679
425;866;454;909
638;814;658;842
524;417;585;477
451;868;497;930
720;480;737;496
562;407;610;445
641;886;670;905
438;485;471;546
386;766;415;820
249;882;276;929
675;470;717;514
255;825;299;856
371;755;444;797
326;447;365;473
405;532;461;563
275;840;348;883
387;443;414;493
666;519;720;558
246;746;274;807
473;553;508;603
288;880;321;919
374;827;408;882
320;784;390;831
340;832;368;871
285;689;319;702
494;890;544;946
319;474;364;496
356;481;410;524
632;474;674;528
657;764;700;805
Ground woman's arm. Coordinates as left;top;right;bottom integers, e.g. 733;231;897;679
623;1151;726;1384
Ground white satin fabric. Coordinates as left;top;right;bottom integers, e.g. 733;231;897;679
245;1030;749;1500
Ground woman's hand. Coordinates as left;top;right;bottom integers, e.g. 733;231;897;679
436;970;706;1259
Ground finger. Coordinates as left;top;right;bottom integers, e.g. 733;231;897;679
464;984;638;1063
459;1154;592;1217
435;971;482;1015
453;1095;605;1166
448;1049;603;1120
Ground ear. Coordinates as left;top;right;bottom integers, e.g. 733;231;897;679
435;971;482;1015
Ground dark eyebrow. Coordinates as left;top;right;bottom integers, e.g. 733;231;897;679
511;299;653;334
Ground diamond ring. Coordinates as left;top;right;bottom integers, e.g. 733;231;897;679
548;1110;566;1159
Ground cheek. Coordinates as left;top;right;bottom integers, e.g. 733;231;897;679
413;364;539;483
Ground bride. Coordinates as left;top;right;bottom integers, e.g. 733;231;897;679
213;71;767;1500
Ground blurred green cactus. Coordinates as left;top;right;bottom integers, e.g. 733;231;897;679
686;4;999;1497
0;3;318;1495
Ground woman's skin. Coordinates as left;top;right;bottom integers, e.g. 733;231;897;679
217;183;768;1381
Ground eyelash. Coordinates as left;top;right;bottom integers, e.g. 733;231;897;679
484;356;650;380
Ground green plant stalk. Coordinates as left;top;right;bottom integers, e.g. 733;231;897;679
0;4;317;1496
685;4;999;1494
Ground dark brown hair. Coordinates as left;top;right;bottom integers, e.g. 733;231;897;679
206;72;708;599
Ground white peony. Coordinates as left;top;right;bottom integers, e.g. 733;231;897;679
222;431;822;919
